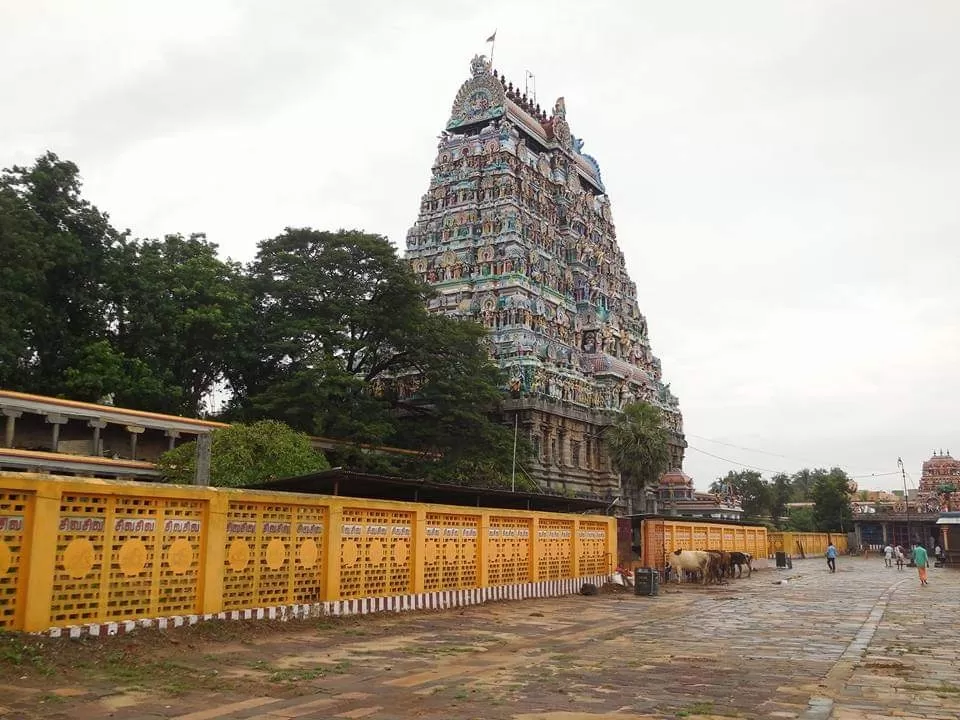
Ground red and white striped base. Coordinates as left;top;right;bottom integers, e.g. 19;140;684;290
44;575;610;638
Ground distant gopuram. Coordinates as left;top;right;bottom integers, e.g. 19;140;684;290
405;55;685;504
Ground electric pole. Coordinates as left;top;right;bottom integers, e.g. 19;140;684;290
898;457;911;549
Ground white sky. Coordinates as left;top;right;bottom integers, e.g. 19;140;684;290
3;1;958;492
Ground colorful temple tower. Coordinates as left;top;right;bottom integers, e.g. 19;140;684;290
919;450;960;512
405;55;684;505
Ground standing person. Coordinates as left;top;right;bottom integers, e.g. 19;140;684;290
934;544;943;566
895;545;905;570
912;544;929;585
883;544;893;568
826;542;837;573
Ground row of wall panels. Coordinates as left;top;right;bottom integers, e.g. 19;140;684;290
0;473;615;631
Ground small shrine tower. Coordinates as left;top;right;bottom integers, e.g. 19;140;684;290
405;55;685;505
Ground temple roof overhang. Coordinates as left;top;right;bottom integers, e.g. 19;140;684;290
937;512;960;525
0;389;226;434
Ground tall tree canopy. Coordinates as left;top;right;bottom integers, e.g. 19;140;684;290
0;152;122;394
606;401;670;511
226;228;523;486
104;233;251;414
0;154;251;415
810;467;855;532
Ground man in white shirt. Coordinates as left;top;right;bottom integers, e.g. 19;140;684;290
883;544;893;568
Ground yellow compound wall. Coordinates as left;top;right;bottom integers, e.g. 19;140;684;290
0;473;615;632
641;518;768;570
768;532;847;558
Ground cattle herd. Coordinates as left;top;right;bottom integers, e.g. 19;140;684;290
665;549;753;585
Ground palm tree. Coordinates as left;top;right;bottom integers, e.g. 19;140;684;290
605;401;670;514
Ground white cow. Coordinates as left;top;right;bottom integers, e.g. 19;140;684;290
666;549;712;585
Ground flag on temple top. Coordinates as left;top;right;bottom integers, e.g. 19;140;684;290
486;31;497;43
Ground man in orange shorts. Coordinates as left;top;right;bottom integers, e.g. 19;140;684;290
912;544;929;585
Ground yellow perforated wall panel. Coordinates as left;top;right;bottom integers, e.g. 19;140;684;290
537;518;574;580
223;502;328;611
487;515;531;585
423;512;479;591
578;520;609;576
339;507;413;599
0;490;32;629
51;493;109;625
51;494;204;625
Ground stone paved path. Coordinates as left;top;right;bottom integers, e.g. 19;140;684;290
1;557;957;719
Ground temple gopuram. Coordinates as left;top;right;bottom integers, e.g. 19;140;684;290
405;55;685;506
919;450;960;512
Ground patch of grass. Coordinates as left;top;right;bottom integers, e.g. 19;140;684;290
37;692;66;704
269;667;327;683
250;659;349;683
81;649;214;696
676;701;727;717
905;682;960;695
0;633;56;676
402;644;480;656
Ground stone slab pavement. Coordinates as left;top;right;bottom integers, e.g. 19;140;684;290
1;556;957;720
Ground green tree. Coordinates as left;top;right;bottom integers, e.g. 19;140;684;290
770;472;793;523
229;228;524;487
229;228;426;439
157;421;329;487
709;470;772;519
785;506;817;532
606;401;670;512
105;233;252;414
789;468;815;502
0;152;121;394
810;467;854;532
391;315;530;487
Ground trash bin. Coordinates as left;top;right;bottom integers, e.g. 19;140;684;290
776;551;787;568
634;567;660;596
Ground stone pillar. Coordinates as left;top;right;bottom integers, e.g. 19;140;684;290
88;419;107;456
881;523;888;544
2;409;22;448
165;429;180;451
45;414;68;452
125;425;145;460
195;432;212;486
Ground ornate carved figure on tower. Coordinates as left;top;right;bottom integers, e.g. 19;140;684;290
405;56;686;496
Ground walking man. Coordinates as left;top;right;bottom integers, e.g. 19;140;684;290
912;544;929;585
826;542;837;573
895;545;905;570
883;544;893;568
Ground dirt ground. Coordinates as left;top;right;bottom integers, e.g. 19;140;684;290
1;560;958;720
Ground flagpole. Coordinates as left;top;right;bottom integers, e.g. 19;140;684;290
486;30;497;67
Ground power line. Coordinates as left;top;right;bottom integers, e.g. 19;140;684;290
685;433;795;460
686;444;902;482
686;445;785;474
687;432;901;478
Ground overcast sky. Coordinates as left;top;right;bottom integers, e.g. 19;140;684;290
3;1;958;492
